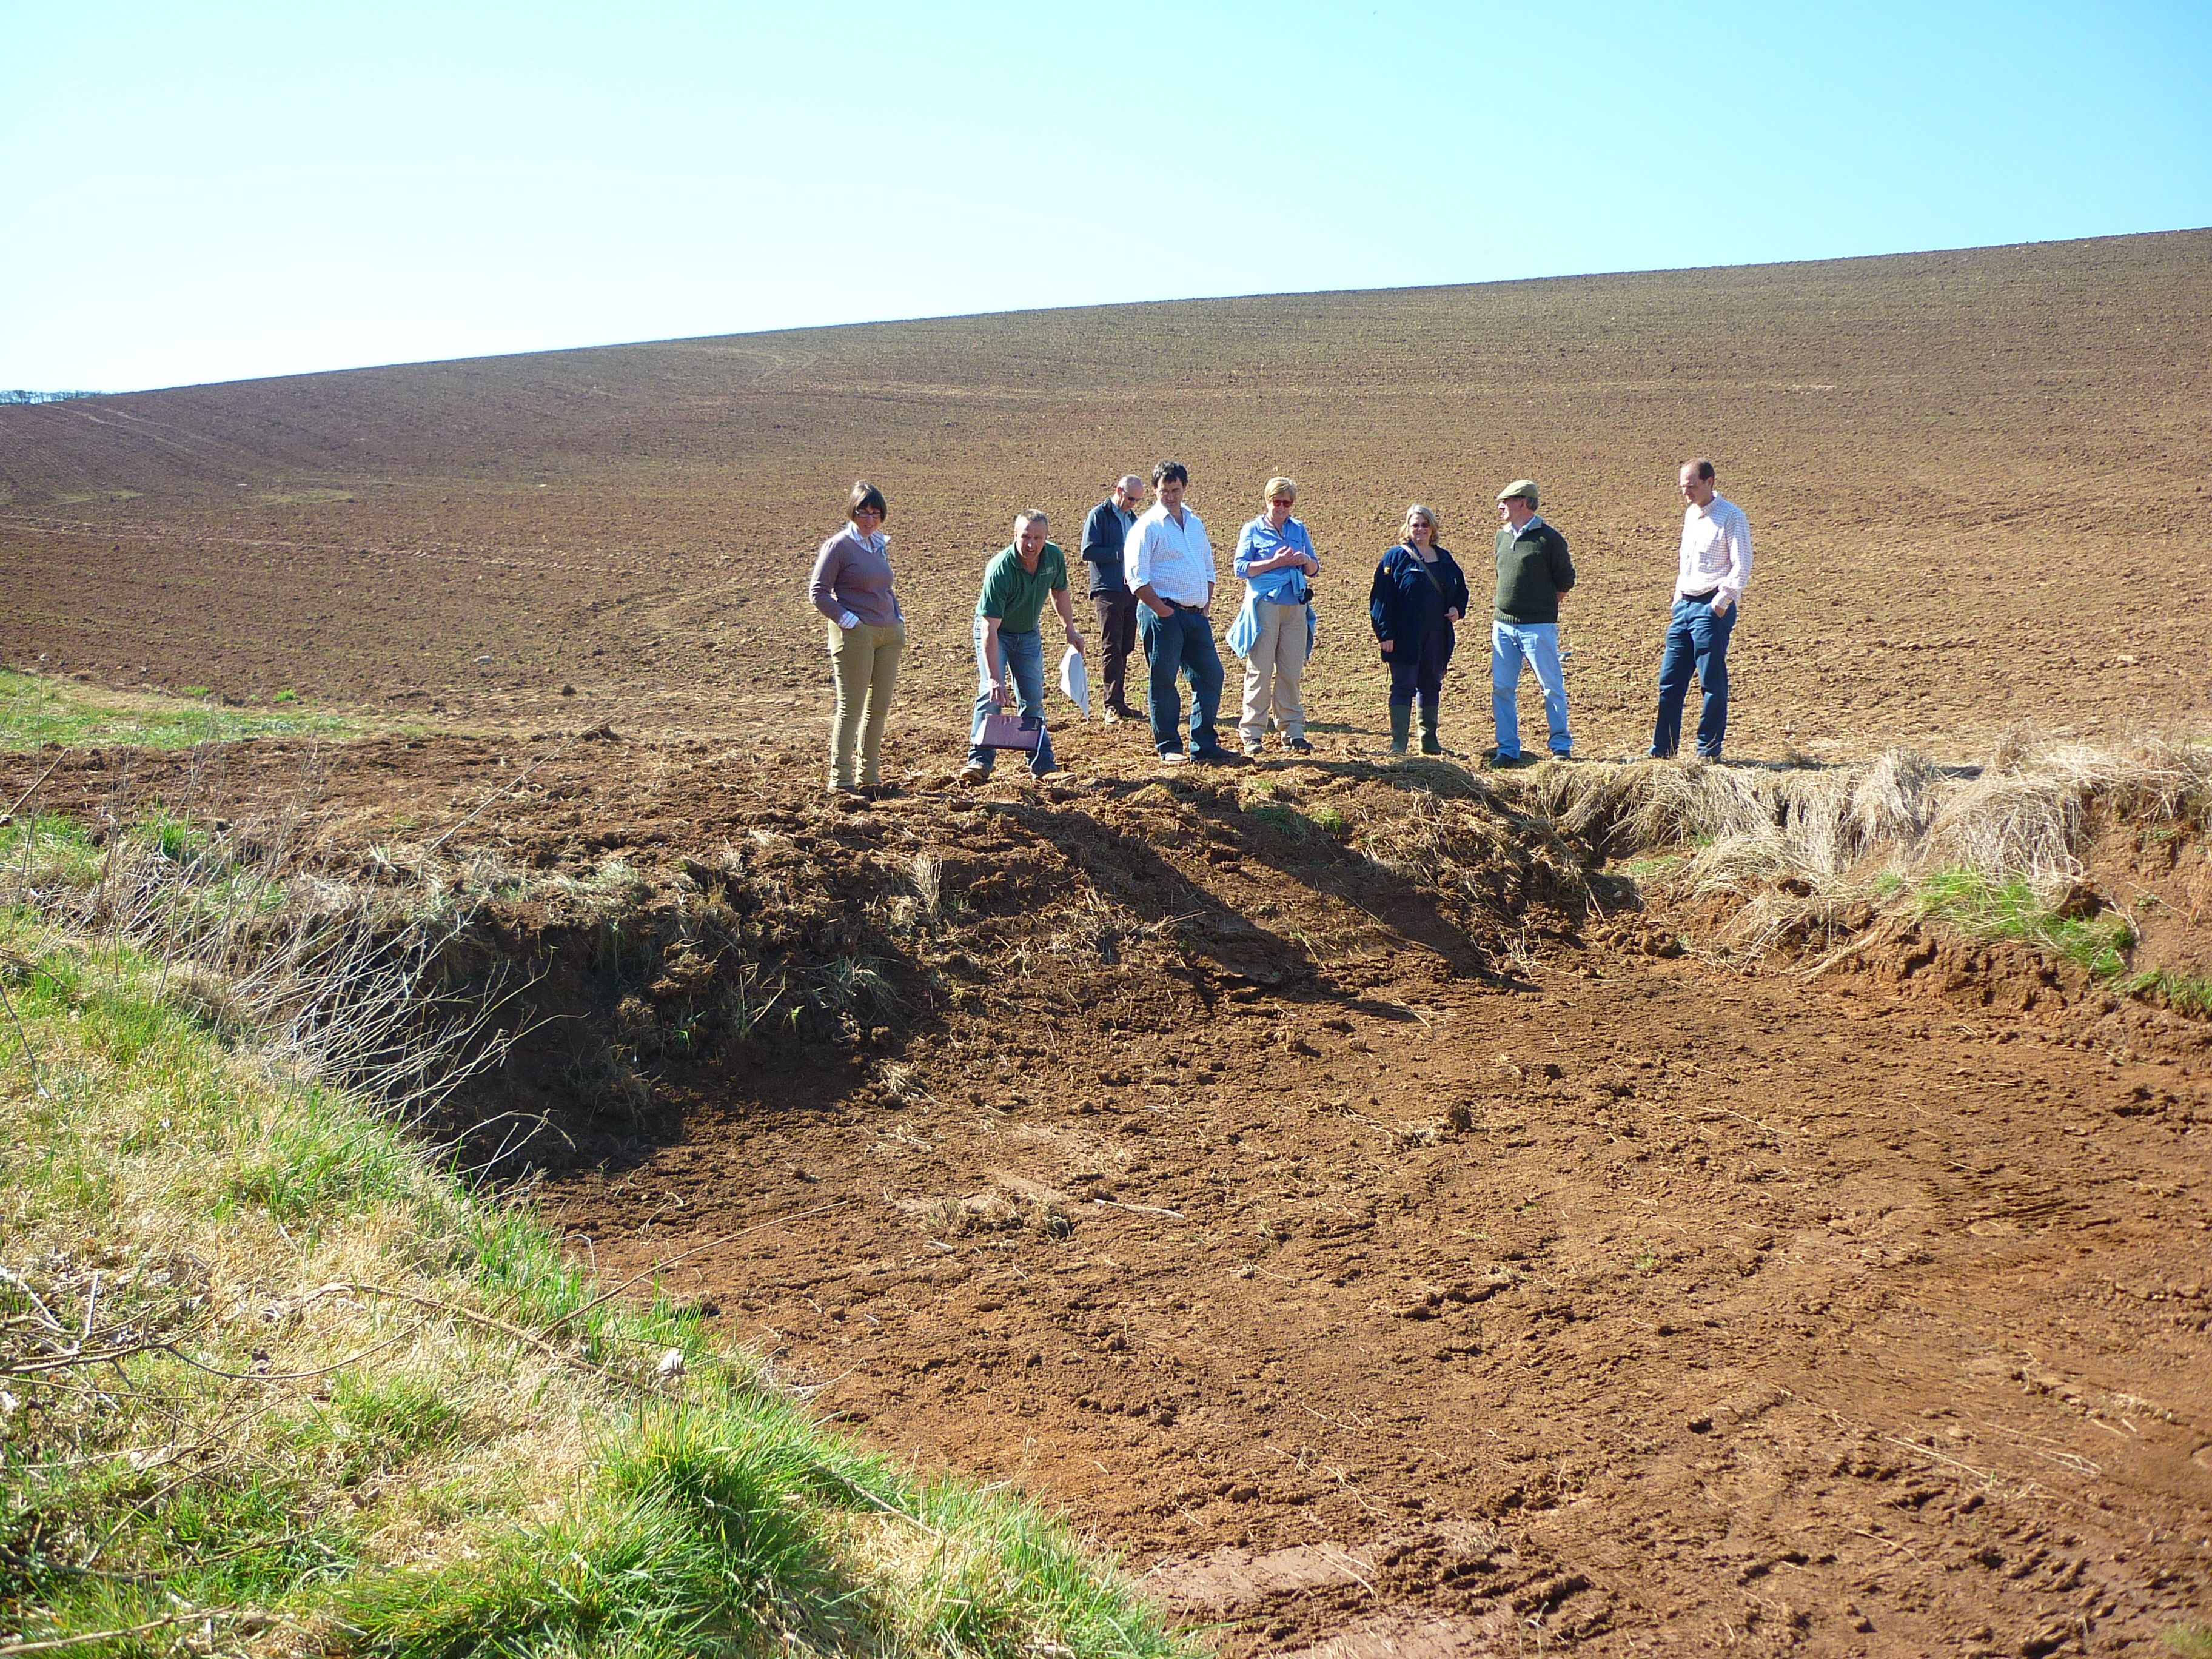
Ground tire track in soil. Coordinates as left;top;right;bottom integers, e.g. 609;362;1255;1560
532;834;2212;1652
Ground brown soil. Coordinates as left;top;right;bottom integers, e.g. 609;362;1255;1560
6;727;2208;1656
6;229;2210;1652
4;230;2210;763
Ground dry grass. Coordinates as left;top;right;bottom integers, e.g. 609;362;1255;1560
1518;734;2212;967
1043;885;1155;967
1351;769;1590;924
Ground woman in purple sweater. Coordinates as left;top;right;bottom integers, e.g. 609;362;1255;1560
808;481;907;794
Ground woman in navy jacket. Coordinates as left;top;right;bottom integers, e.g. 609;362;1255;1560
1368;504;1469;755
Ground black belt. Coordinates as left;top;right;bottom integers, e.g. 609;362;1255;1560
1680;587;1718;603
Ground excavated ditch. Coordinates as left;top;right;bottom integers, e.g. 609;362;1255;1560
4;726;2210;1655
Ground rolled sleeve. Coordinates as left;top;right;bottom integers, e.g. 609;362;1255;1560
1127;522;1156;593
1720;508;1752;603
1233;521;1262;579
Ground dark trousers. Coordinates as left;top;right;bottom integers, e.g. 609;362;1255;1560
1387;621;1455;706
1091;588;1139;712
1652;598;1737;758
1137;603;1224;756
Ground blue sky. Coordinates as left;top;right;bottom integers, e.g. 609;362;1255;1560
4;1;2207;392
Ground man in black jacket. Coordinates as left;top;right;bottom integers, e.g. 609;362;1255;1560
1489;478;1577;766
1080;474;1147;722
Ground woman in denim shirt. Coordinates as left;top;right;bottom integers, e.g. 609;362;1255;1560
1231;477;1321;756
1367;504;1468;756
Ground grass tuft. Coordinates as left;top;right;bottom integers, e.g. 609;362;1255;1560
2118;968;2212;1019
1915;870;2136;976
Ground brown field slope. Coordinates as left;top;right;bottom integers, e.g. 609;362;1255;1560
5;229;2210;761
5;233;2212;1655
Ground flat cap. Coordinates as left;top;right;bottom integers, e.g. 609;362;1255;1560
1496;478;1540;509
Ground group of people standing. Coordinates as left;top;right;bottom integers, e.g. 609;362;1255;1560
805;459;1752;794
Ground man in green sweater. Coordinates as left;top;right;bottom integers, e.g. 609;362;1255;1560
1488;478;1576;766
959;511;1085;783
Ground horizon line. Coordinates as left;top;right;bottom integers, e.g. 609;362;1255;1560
18;223;2209;402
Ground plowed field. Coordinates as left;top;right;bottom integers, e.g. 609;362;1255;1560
4;230;2208;762
4;230;2211;1654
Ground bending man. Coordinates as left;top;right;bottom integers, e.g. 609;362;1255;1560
960;511;1084;784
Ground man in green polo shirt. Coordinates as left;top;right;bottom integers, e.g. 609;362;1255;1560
959;510;1086;783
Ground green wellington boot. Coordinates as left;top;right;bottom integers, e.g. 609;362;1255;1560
1389;703;1412;756
1419;697;1443;754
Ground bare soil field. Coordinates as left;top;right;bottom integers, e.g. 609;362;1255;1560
5;232;2211;1654
4;720;2208;1656
4;230;2209;761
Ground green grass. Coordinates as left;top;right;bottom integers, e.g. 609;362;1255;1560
1915;870;2138;977
220;1081;434;1226
2167;1624;2212;1659
0;812;104;884
0;667;351;752
2118;968;2212;1019
0;899;1193;1659
137;803;208;862
1305;804;1349;836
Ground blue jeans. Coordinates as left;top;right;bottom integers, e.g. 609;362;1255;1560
1137;603;1225;757
967;618;1056;776
1652;598;1737;758
1491;620;1570;759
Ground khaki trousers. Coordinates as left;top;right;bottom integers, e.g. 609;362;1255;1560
1238;602;1309;743
827;620;905;786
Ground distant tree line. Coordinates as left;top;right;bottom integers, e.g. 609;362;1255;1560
0;389;101;404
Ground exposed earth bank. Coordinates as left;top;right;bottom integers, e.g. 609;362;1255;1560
5;724;2207;1656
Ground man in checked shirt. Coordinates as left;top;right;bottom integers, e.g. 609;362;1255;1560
1649;457;1753;760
